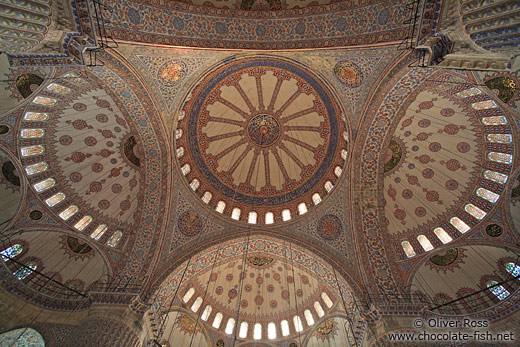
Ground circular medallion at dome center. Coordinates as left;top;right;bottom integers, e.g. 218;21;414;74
177;57;346;209
247;114;280;147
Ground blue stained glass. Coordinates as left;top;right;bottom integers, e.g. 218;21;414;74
487;280;510;300
1;244;23;261
505;263;520;278
13;262;37;280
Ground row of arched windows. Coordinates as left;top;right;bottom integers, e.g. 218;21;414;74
0;244;36;280
181;287;333;339
487;262;520;301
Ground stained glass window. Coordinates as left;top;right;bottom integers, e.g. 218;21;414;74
484;170;508;184
183;288;195;303
248;211;257;224
20;145;44;157
465;204;486;220
487;280;510;300
265;212;274;224
20;128;45;139
282;209;291;221
312;193;322;205
1;244;23;261
488;152;512;164
472;100;497;110
334;166;342;177
14;262;37;280
281;320;290;337
215;201;226;214
45;192;65;207
191;297;203;313
434;227;453;244
74;215;92;231
417;235;434;251
90;224;107;240
487;134;512;143
176;147;184;158
181;164;190;175
505;263;520;278
298;202;308;215
32;96;56;105
212;313;223;329
24;112;49;121
231;208;241;220
201;305;212;321
293;316;303;333
202;191;212;204
341;149;348;160
33;178;55;192
324;181;334;193
450;217;470;233
304;309;315;326
322;292;333;308
46;83;71;94
314;301;325;317
402;241;416;257
107;231;122;247
175;129;183;140
268;322;277;339
189;179;199;191
481;116;507;125
239;321;248;339
59;205;78;220
254;323;262;339
25;162;48;176
225;318;235;335
476;188;499;203
456;87;482;98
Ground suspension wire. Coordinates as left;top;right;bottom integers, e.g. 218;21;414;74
332;265;357;346
289;242;302;346
232;225;252;346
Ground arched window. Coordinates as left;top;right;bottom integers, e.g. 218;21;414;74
33;96;56;106
334;166;342;177
107;231;122;247
239;321;248;339
282;209;291;221
21;128;44;138
293;315;303;332
464;204;486;220
14;262;37;280
181;164;191;176
304;309;315;326
59;205;78;220
183;288;195;303
488;152;512;164
24;112;48;121
483;116;507;126
212;313;223;329
176;147;185;158
0;328;45;346
175;129;183;140
281;320;290;337
202;191;212;204
254;323;262;340
314;301;324;317
472;100;497;110
225;318;235;335
45;192;65;207
487;134;512;143
215;201;226;213
47;83;70;94
20;145;44;157
450;217;470;233
321;292;333;308
476;188;499;203
456;87;482;98
483;170;507;184
248;211;257;224
312;193;321;205
505;263;520;278
417;235;434;252
90;224;107;240
231;208;241;220
401;241;416;257
433;227;452;244
298;202;308;215
25;162;48;176
190;179;200;191
33;178;55;192
341;149;348;160
1;244;23;261
487;280;510;300
265;212;274;224
343;131;349;141
268;322;277;339
191;297;203;312
324;181;334;193
74;215;92;231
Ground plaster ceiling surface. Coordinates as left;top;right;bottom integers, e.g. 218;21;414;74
176;56;348;223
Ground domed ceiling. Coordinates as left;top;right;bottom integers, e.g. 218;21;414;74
176;56;348;224
175;0;334;10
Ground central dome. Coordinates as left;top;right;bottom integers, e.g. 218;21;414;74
175;57;347;224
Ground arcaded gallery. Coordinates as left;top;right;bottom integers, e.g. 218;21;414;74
0;0;519;345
